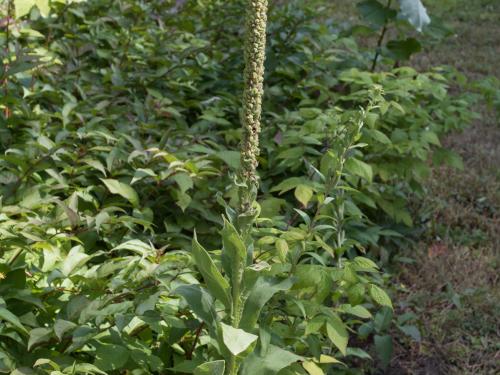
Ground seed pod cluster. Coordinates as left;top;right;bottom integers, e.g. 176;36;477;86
240;0;268;208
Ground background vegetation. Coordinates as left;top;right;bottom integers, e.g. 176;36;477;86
0;0;498;374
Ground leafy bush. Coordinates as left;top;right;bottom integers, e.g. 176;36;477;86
0;0;475;373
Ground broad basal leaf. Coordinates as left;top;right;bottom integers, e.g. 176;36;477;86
240;344;302;375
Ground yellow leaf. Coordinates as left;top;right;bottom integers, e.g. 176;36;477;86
14;0;36;18
294;184;313;207
319;354;341;364
35;0;50;16
303;361;324;375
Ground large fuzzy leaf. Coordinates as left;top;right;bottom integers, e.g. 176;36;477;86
191;234;231;309
239;276;293;331
220;323;258;356
240;344;302;375
175;285;218;328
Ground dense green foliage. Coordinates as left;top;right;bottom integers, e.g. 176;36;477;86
0;0;476;373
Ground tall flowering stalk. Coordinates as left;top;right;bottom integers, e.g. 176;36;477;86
180;3;270;375
238;0;268;223
226;2;268;374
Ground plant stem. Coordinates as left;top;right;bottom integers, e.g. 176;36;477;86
370;0;392;72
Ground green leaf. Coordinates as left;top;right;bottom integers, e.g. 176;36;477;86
172;172;193;193
357;0;397;28
113;240;155;256
131;168;156;185
353;256;379;271
385;38;422;60
101;178;139;207
374;334;393;369
0;307;28;335
28;328;52;351
194;361;225;375
345;158;373;182
398;325;421;342
346;347;372;359
270;177;307;195
368;129;391;144
239;277;293;331
175;190;192;212
422;131;441;146
64;363;107;375
339;304;372;319
305;316;326;335
82;159;107;176
94;344;130;371
374;307;393;332
221;218;247;283
175;285;218;328
33;359;60;370
369;284;393;309
216;150;240;169
240;344;302;375
326;315;348;356
54;319;77;341
191;234;231;309
220;323;258;356
292;265;332;304
61;246;91;276
294;184;313;207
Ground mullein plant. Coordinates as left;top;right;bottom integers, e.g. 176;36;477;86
176;1;294;375
177;2;387;374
